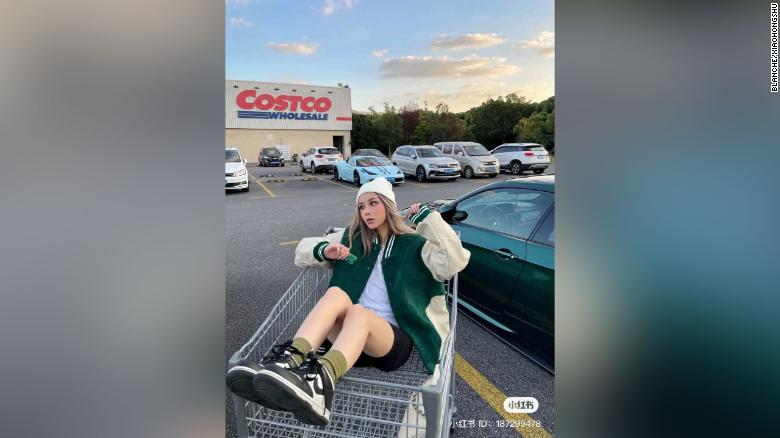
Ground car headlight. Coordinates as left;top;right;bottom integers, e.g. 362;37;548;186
234;169;246;176
429;164;441;169
362;169;377;175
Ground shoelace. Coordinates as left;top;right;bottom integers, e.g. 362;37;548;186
294;353;328;415
261;340;305;364
293;352;324;382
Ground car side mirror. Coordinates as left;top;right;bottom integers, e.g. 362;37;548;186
452;210;468;222
411;155;417;160
438;204;467;223
242;158;247;164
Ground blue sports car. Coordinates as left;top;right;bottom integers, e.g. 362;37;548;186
334;155;405;186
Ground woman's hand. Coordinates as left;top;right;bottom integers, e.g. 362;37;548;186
324;243;350;260
407;202;423;218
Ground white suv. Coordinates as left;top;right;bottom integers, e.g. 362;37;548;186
300;146;343;173
225;147;249;192
490;143;550;175
391;145;461;182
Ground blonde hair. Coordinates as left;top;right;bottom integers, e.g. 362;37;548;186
348;193;414;255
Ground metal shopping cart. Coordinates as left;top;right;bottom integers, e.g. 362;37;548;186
228;264;459;438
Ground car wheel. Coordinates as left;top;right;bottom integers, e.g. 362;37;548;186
300;161;305;172
533;168;544;174
353;171;362;187
463;166;474;179
242;187;249;192
311;163;316;174
490;173;498;178
510;160;522;175
416;166;426;182
333;168;340;181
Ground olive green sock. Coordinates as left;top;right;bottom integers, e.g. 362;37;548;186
319;350;347;383
290;337;311;366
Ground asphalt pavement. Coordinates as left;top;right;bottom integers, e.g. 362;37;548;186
225;163;555;437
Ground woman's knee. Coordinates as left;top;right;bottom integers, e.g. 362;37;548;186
344;303;371;323
323;286;351;306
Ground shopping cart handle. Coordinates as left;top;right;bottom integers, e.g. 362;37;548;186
323;226;345;237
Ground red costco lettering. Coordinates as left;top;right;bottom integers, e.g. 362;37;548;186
314;98;331;112
235;91;332;113
255;94;275;110
272;96;288;111
236;90;256;110
301;97;315;112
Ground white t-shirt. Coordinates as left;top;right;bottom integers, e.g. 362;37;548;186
358;246;398;327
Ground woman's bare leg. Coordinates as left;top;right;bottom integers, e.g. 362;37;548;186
331;304;395;369
293;286;352;349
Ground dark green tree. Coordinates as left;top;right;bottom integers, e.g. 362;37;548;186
399;102;421;145
467;94;536;148
351;94;553;154
513;111;555;153
371;104;403;155
350;112;378;151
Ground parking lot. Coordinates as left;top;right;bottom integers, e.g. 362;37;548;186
225;163;555;437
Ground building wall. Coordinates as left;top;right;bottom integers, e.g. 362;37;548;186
226;129;351;163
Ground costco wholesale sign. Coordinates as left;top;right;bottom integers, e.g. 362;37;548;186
226;81;352;131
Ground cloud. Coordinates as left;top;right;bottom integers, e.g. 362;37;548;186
229;17;254;28
265;41;319;55
519;31;555;58
322;0;354;16
371;49;388;58
379;55;520;78
431;33;505;51
393;82;553;113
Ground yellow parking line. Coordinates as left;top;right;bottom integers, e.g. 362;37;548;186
279;240;300;246
248;173;276;197
455;353;552;438
317;177;357;192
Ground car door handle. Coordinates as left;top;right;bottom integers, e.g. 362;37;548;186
492;248;519;260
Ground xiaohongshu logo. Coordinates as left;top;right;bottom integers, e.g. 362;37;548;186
503;397;539;413
235;90;333;121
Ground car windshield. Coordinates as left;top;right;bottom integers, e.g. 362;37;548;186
318;148;340;155
520;145;546;152
416;148;443;158
357;149;384;157
356;157;390;167
225;150;241;162
463;144;490;156
263;149;281;156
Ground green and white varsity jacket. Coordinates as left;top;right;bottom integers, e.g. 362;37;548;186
294;205;471;374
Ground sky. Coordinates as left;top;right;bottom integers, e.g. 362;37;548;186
226;0;554;113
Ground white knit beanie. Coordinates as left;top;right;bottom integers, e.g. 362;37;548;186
356;178;396;205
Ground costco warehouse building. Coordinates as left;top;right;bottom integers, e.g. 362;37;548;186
225;80;352;162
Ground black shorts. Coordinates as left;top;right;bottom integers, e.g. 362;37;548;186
321;323;413;372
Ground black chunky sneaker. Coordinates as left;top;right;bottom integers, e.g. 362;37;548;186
252;353;335;426
225;340;304;407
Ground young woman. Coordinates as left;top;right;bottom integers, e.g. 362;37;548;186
226;178;470;426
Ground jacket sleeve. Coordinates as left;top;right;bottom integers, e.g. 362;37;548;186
411;205;471;282
294;228;346;268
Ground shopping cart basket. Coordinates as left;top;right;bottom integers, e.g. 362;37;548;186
228;265;459;438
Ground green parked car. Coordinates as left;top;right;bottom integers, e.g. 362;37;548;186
405;175;555;368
